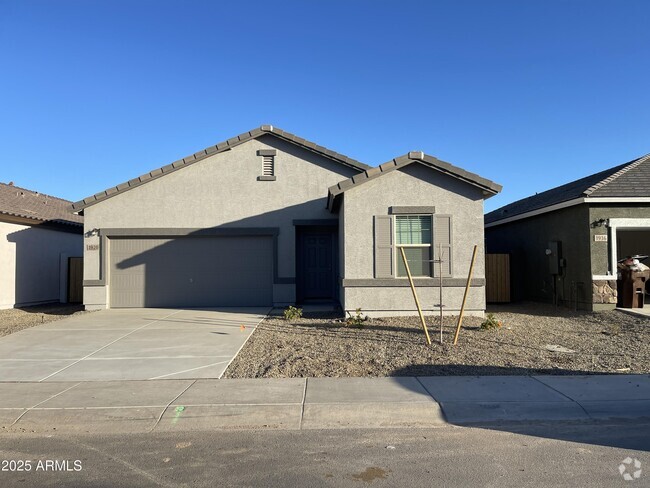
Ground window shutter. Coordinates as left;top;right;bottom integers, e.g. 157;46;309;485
374;215;394;278
434;215;452;277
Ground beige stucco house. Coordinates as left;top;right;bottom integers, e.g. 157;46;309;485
71;126;501;316
0;183;83;309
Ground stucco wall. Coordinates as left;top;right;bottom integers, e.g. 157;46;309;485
82;135;359;308
338;199;346;306
589;204;650;275
485;204;592;308
340;163;488;316
0;221;82;309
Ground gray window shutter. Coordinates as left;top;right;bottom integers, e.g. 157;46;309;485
434;215;452;277
374;215;394;278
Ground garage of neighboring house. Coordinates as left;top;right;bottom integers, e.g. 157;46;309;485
108;235;274;308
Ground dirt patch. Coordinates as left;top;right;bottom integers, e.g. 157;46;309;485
0;304;92;337
223;302;650;378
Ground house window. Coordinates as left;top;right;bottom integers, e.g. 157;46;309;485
395;215;432;277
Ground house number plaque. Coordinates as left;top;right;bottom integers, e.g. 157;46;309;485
86;244;100;251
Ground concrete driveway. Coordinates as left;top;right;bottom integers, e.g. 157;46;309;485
0;308;269;382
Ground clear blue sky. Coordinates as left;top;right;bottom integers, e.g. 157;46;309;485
1;1;648;211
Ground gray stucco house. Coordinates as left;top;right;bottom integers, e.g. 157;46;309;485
485;153;650;311
71;126;501;316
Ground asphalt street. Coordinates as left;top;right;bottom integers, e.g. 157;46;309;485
1;420;649;487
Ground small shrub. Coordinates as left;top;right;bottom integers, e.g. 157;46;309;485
283;306;303;321
345;308;369;328
480;313;502;330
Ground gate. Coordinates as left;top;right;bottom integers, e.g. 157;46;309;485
486;253;510;303
68;257;83;303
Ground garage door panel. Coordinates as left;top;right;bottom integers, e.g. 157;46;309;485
109;236;273;308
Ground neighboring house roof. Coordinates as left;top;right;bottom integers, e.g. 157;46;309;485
71;125;371;212
0;183;83;227
327;151;502;211
485;153;650;225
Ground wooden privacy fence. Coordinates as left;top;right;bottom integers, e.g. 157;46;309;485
486;253;511;303
68;257;83;303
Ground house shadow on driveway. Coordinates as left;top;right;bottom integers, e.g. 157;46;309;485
391;364;650;452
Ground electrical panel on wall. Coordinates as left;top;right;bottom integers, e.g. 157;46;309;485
547;241;562;275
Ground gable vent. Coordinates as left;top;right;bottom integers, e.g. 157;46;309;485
256;149;277;181
263;155;274;176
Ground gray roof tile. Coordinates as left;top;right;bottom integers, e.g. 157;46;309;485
485;154;650;224
0;183;82;226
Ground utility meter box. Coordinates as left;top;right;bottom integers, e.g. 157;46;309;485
547;241;562;275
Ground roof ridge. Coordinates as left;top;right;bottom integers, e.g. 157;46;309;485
0;182;73;204
71;125;370;212
583;153;650;196
327;151;501;211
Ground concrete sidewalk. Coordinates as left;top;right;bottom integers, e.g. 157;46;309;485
1;375;649;434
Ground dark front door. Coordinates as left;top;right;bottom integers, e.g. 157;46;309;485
297;229;336;301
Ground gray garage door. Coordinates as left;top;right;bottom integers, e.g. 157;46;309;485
109;236;273;308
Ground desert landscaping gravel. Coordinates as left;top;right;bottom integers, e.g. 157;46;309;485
0;304;91;337
224;303;650;378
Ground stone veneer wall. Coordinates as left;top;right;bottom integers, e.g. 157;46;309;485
592;279;617;305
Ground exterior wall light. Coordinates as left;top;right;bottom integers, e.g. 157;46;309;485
591;218;608;228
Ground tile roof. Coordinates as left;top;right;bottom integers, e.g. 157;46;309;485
327;151;502;211
71;125;371;212
485;153;650;225
0;183;83;226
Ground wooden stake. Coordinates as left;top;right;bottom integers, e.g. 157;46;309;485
439;244;444;344
399;247;432;345
453;244;478;345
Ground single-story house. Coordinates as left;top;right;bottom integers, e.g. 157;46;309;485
485;153;650;311
71;125;501;316
0;183;83;309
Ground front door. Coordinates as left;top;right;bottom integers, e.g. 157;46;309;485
297;229;336;301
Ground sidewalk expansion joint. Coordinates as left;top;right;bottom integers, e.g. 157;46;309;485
299;377;308;430
10;382;82;426
415;376;438;402
150;379;197;432
530;376;591;419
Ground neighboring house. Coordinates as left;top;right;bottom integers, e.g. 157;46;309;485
485;154;650;311
0;183;83;309
71;125;501;316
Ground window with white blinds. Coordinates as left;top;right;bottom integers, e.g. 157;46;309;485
395;215;432;277
395;215;432;245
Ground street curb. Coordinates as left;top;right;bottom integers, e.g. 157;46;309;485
1;375;650;433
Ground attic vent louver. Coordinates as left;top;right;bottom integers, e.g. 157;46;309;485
256;149;277;181
263;155;274;176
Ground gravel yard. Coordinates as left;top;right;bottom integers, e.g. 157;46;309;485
224;303;650;378
0;304;91;337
